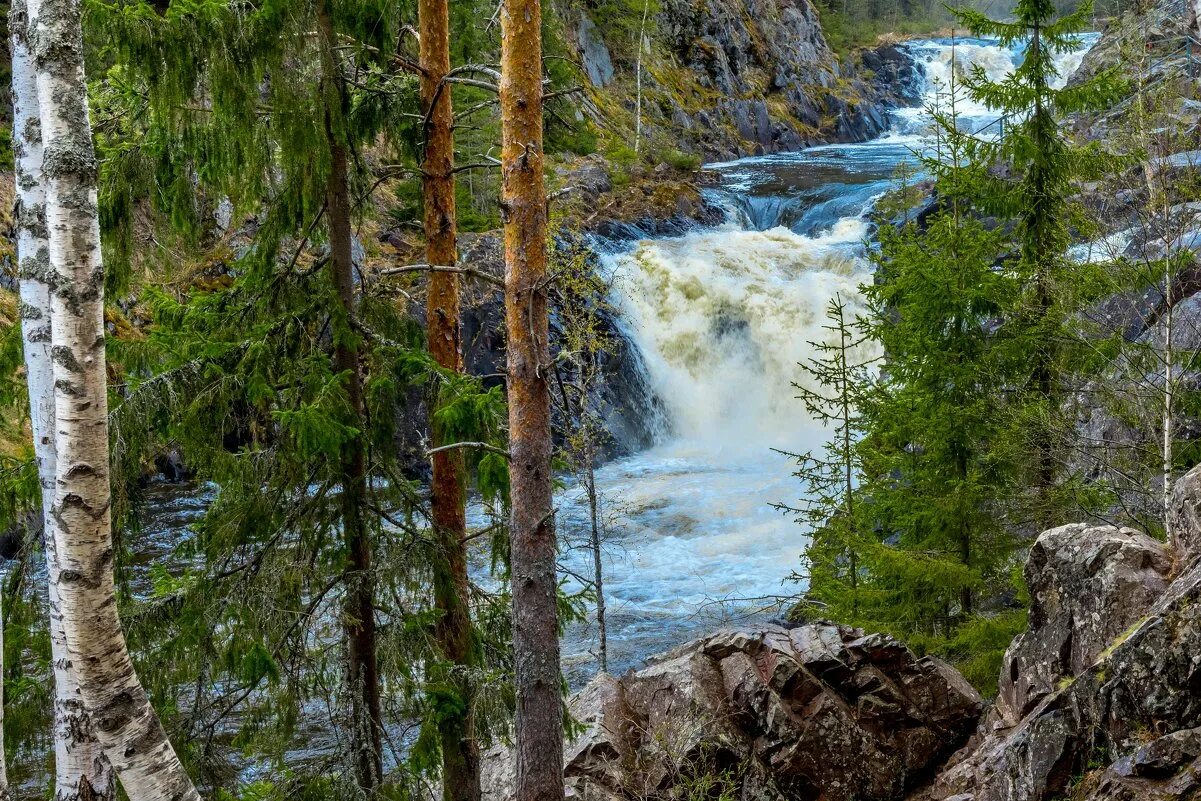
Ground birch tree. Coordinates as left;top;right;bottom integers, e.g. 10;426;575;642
28;0;199;797
419;0;480;797
500;0;565;795
11;0;116;797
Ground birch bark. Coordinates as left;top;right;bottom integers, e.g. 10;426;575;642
30;0;200;798
12;1;115;797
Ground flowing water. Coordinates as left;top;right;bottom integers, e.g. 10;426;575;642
552;32;1101;685
134;34;1101;691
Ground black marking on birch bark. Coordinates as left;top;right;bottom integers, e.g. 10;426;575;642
54;378;84;397
59;492;111;520
19;248;54;285
18;300;42;321
51;345;83;373
93;690;138;736
16;168;39;192
17;202;49;238
63;462;99;479
21;116;40;147
121;714;171;762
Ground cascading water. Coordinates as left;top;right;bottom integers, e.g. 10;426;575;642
554;32;1100;684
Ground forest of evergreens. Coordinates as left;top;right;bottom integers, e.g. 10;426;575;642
0;0;1199;798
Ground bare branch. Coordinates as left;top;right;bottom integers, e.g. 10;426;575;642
380;263;504;287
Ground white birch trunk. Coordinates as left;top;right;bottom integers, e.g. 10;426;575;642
0;580;7;801
634;0;649;154
28;0;200;798
11;1;115;797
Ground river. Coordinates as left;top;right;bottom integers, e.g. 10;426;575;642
134;34;1100;693
550;32;1101;686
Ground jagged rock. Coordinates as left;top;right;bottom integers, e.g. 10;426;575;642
994;524;1172;727
484;623;983;801
1075;728;1201;800
1169;462;1201;568
921;472;1201;801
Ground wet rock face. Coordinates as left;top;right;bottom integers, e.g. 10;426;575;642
995;524;1172;726
483;623;983;801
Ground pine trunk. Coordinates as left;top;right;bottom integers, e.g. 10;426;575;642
499;0;564;797
317;3;383;789
418;2;480;799
30;1;200;799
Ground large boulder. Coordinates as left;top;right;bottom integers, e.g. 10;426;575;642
994;524;1172;727
1169;462;1201;569
920;473;1201;801
484;623;983;801
925;556;1201;801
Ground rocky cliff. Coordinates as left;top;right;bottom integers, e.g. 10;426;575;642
911;469;1201;801
565;0;921;161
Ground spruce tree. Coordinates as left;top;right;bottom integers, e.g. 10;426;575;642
90;1;510;792
778;295;875;621
949;0;1123;526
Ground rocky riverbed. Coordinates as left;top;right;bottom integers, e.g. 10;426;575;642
480;465;1201;801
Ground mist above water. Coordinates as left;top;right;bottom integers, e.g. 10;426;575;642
554;32;1100;685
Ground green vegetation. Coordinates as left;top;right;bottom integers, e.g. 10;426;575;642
791;0;1129;692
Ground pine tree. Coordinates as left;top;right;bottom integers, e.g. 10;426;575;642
499;0;565;795
419;0;481;794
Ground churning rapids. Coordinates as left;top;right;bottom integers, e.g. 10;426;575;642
135;34;1101;692
552;32;1100;685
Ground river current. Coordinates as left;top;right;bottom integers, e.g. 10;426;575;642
135;34;1101;692
551;32;1101;685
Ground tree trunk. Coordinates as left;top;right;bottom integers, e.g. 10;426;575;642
418;2;480;799
30;1;200;799
12;4;115;799
585;451;606;674
634;0;650;154
316;3;383;790
0;578;7;801
499;0;564;797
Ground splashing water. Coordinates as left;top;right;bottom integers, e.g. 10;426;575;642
553;32;1100;684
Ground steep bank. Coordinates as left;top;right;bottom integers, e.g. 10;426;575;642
561;0;923;161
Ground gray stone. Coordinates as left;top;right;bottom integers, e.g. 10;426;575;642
577;13;614;87
485;623;982;801
995;524;1172;726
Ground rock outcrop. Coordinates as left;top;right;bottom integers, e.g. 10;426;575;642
915;477;1201;801
483;623;982;801
571;0;921;161
993;524;1172;727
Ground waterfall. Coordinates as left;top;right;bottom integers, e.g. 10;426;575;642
554;32;1100;684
